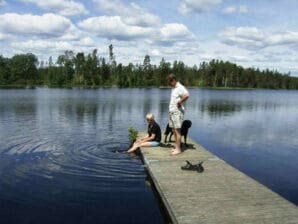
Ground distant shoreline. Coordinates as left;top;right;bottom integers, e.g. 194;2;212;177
0;85;294;91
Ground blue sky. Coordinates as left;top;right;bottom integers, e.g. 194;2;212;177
0;0;298;76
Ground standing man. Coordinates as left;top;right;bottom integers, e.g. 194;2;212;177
167;74;190;155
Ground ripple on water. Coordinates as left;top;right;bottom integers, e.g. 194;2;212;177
0;134;145;205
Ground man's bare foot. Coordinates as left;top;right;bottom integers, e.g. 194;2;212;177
171;149;181;155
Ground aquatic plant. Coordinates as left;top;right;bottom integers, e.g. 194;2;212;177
128;126;138;144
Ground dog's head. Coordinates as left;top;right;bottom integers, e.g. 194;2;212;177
182;120;192;129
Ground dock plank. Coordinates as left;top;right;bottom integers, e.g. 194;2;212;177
139;133;298;224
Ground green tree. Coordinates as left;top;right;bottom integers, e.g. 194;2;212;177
9;53;38;85
0;55;10;85
143;55;154;86
74;52;85;85
100;57;110;84
158;58;171;86
1;47;298;90
56;51;75;86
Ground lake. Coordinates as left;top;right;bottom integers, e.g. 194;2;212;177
0;88;297;223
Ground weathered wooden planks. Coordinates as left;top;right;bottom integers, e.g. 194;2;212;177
140;133;298;224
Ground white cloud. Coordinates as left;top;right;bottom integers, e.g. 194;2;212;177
219;26;267;50
160;23;193;40
78;16;196;46
9;36;98;61
178;0;222;15
78;16;156;41
228;55;250;62
0;32;14;41
88;1;197;50
267;31;298;45
239;5;248;13
223;5;248;14
0;33;5;40
198;53;216;61
223;6;236;14
219;26;298;50
11;39;73;52
58;24;85;41
151;49;160;56
0;13;73;38
11;36;96;52
157;23;195;46
79;37;95;46
92;0;160;27
0;0;6;6
21;0;88;17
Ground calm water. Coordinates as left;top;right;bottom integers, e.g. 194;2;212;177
0;88;297;223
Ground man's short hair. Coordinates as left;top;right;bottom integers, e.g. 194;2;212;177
167;73;177;81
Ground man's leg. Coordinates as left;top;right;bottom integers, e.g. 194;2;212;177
171;111;183;155
172;128;182;155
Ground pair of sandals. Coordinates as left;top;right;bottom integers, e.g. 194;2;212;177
181;160;204;173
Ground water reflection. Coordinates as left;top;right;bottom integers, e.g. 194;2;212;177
0;89;165;224
186;90;298;149
0;88;298;224
199;100;242;118
187;89;298;205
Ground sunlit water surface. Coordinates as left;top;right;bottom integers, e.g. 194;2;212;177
0;88;297;223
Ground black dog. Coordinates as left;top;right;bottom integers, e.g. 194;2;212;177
164;120;192;146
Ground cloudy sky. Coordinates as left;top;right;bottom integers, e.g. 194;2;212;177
0;0;298;76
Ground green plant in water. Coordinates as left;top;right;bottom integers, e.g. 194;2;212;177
128;126;138;144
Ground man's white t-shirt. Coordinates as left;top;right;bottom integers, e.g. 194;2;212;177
169;82;189;113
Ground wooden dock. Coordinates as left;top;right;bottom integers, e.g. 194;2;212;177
139;133;298;224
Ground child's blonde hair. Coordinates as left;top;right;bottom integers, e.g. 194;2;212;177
146;113;155;121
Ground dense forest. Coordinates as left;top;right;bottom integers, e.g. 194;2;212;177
1;45;298;89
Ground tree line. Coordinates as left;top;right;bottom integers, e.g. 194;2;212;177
1;45;298;89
